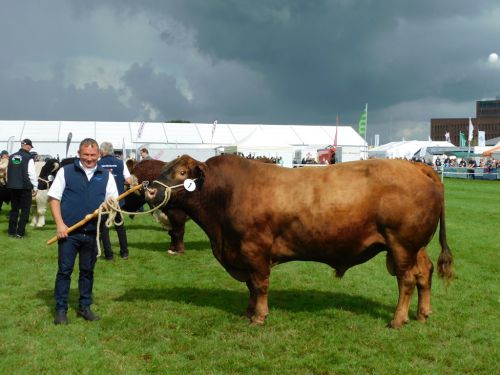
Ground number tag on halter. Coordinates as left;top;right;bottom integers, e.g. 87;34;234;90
183;179;196;192
48;175;54;182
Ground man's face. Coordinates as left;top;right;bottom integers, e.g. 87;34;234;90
78;144;99;169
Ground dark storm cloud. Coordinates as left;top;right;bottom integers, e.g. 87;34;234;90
2;0;500;143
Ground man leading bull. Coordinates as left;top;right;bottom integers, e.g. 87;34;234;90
48;138;118;325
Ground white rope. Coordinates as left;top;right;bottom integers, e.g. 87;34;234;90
93;179;188;257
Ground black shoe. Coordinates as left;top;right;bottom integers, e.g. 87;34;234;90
54;310;68;325
77;307;100;321
103;256;114;261
121;254;129;260
8;234;15;238
15;234;24;239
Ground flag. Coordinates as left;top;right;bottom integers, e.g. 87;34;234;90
478;131;485;147
459;131;466;147
65;132;72;158
333;114;339;147
358;104;367;138
468;118;474;142
445;131;450;142
211;120;217;143
374;134;380;147
122;137;126;159
137;121;145;139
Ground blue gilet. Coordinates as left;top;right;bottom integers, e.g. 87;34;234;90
61;160;109;231
97;154;125;206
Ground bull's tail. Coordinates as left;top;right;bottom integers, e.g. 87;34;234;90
437;200;454;283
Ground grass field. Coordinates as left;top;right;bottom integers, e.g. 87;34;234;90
0;178;498;374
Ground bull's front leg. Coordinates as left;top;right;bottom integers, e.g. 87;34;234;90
248;272;270;326
166;209;187;255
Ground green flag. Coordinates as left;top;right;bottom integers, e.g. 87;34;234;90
358;104;367;138
459;131;466;147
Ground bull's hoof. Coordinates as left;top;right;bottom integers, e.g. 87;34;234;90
167;250;184;256
387;318;408;329
416;310;431;323
242;308;254;319
249;318;265;326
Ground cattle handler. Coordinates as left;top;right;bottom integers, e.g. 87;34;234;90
98;141;132;260
48;138;118;325
6;139;38;238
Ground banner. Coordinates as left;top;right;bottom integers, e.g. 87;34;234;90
65;132;72;158
445;131;450;142
211;120;217;143
459;131;466;147
468;118;474;142
137;122;145;139
374;134;379;147
122;137;126;159
478;131;485;147
333;114;339;147
358;104;367;138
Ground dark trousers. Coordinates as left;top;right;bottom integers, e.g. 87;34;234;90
8;188;32;236
54;233;97;312
100;212;128;259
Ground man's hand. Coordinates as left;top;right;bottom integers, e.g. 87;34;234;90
56;223;69;239
32;190;37;197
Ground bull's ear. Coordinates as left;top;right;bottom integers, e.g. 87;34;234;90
195;162;207;180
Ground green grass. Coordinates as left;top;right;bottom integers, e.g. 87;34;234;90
0;178;498;374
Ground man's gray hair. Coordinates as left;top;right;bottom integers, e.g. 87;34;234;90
100;141;114;155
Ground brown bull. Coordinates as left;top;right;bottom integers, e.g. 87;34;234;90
146;155;453;328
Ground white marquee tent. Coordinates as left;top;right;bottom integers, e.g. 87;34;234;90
368;140;455;159
0;120;367;167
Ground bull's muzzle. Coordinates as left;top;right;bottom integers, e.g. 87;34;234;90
145;187;158;201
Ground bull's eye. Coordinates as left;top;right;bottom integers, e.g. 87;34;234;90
179;170;186;176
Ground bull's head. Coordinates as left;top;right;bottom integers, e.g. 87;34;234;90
145;155;206;209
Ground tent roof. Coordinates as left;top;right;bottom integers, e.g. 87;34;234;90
0;121;366;149
369;140;455;159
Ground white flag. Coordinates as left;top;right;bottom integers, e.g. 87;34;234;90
468;118;474;142
211;120;217;143
445;131;450;142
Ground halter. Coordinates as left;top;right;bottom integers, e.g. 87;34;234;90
147;178;197;209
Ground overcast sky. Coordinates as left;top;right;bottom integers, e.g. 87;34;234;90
1;0;499;144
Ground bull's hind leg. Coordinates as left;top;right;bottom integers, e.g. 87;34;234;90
388;245;419;328
245;280;257;318
415;247;434;322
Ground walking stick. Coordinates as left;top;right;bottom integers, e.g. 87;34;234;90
46;182;146;245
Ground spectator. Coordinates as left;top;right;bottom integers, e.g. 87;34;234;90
48;138;118;325
467;159;477;180
140;148;152;160
6;139;38;238
98;141;132;260
0;150;10;211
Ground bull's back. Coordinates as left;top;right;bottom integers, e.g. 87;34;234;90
222;159;443;260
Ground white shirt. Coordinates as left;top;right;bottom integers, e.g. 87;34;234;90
48;161;118;201
123;160;131;180
27;159;38;191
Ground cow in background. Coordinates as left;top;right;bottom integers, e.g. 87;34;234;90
30;157;76;227
124;159;188;255
31;158;60;227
